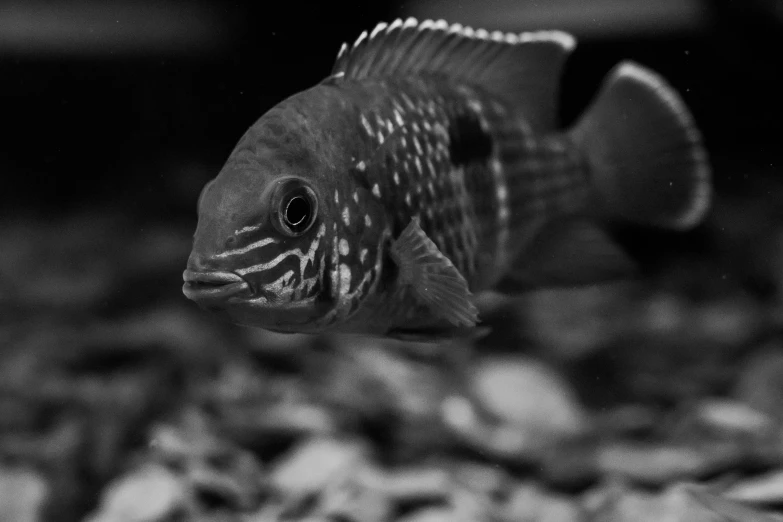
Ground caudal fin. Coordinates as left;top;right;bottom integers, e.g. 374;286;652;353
569;61;711;230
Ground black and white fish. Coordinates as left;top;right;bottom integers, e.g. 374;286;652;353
182;18;711;339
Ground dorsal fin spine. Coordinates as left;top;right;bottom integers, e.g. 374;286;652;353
387;18;404;31
335;43;348;62
354;30;368;47
357;24;389;79
431;19;448;31
399;23;431;74
403;17;419;29
370;22;388;39
371;20;404;73
331;18;577;131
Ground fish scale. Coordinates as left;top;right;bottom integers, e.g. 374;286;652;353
182;18;711;338
347;76;584;285
327;181;382;313
502;136;589;231
347;79;502;282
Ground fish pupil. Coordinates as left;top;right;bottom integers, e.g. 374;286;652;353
285;196;310;229
275;183;318;237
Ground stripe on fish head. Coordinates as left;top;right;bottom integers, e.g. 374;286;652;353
237;222;327;303
186;154;333;326
185;86;395;333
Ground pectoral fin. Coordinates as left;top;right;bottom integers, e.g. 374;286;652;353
390;218;479;327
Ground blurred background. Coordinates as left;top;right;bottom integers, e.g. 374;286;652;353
1;1;783;521
1;0;780;219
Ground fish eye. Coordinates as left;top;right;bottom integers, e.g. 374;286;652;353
273;181;318;237
285;195;310;226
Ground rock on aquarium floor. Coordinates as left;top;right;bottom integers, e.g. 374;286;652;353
4;196;783;522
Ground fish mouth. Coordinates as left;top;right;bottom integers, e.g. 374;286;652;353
182;269;250;302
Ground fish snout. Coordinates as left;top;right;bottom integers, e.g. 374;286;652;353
182;253;250;304
186;251;220;273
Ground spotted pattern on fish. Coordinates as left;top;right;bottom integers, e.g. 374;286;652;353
337;76;587;288
183;17;711;337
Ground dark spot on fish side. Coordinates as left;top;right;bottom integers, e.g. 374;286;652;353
463;161;495;223
448;112;492;167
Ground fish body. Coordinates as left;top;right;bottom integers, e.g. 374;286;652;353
183;18;711;339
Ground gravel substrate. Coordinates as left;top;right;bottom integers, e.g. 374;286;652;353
3;197;783;522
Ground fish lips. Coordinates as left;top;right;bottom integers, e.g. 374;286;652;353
182;269;251;304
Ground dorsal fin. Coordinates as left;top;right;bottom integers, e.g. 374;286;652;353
330;18;576;131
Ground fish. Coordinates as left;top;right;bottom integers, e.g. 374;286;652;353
182;18;711;339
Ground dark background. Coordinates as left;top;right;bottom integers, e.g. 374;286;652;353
1;0;780;222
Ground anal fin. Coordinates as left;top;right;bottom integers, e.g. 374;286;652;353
390;218;479;327
499;219;636;293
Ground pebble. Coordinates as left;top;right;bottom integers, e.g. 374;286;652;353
587;483;783;522
725;469;783;504
85;464;186;522
452;461;507;497
379;466;451;501
318;468;391;522
270;437;369;497
596;443;711;485
541;439;600;486
469;356;587;436
734;347;783;421
149;413;265;511
0;466;48;522
683;486;783;521
506;482;584;522
450;485;492;522
695;398;774;436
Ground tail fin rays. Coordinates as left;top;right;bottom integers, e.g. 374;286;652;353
569;61;711;230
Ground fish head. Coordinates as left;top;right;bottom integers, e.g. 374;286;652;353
183;89;388;333
184;173;330;329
